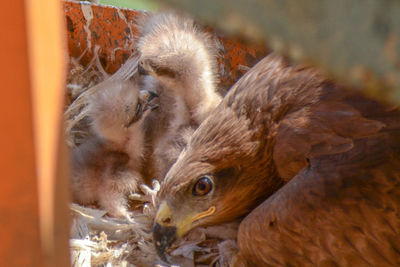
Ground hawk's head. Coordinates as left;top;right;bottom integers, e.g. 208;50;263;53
151;56;290;260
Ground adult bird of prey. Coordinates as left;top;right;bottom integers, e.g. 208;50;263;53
152;55;400;266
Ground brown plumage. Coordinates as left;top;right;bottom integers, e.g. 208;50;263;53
136;12;222;181
152;55;400;265
71;80;158;219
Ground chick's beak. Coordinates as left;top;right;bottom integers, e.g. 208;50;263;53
139;90;159;112
126;90;158;127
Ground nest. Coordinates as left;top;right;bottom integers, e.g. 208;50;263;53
65;51;239;266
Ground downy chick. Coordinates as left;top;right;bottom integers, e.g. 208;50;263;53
136;12;222;181
71;80;158;219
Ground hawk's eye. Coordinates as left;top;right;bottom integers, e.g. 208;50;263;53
193;177;213;196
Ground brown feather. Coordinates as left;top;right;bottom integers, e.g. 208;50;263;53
156;54;400;265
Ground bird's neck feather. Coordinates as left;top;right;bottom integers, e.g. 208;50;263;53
173;52;220;125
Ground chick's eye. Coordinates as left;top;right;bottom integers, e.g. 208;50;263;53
193;177;213;196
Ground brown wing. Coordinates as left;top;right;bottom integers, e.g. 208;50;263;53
272;91;390;181
237;126;400;266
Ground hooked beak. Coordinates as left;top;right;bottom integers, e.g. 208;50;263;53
139;90;159;112
126;90;158;127
152;222;177;262
152;201;216;262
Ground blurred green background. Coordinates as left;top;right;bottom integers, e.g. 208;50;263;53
99;0;158;10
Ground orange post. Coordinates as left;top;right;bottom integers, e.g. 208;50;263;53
0;0;70;266
0;1;42;266
26;0;70;265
